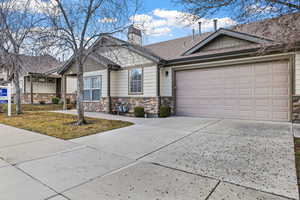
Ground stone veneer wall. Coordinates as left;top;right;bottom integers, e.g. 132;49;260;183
293;95;300;122
21;93;57;104
160;96;176;115
83;97;110;113
111;97;159;115
66;94;76;104
20;93;77;104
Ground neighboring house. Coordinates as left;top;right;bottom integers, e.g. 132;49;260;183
59;13;300;122
1;55;76;104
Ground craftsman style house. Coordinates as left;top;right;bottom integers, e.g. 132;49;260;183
59;13;300;122
0;55;76;104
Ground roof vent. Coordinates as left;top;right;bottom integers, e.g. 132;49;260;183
214;19;218;32
198;21;202;35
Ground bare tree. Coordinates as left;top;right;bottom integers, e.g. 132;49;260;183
0;0;44;114
176;0;300;50
176;0;300;21
39;0;139;125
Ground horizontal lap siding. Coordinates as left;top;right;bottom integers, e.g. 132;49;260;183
295;52;300;94
110;66;157;97
160;67;172;97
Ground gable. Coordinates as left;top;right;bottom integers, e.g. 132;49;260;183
199;35;254;52
97;38;155;68
182;28;273;56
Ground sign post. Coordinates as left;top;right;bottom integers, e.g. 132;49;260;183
0;84;12;116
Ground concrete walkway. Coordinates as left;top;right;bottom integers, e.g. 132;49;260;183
0;111;298;200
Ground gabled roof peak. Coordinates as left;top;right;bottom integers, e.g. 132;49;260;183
182;28;274;56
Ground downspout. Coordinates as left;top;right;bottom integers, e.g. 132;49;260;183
107;66;111;113
157;64;161;117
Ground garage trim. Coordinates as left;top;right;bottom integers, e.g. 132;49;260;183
171;53;295;121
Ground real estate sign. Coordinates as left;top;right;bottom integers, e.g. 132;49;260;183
0;84;11;116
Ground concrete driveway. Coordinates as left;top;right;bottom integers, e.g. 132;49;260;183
0;111;298;200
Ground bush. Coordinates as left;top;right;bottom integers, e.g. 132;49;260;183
52;97;60;104
134;106;145;118
159;106;171;118
39;101;46;105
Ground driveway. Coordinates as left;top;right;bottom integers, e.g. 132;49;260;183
0;111;298;200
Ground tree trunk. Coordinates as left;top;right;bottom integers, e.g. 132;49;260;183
13;71;22;114
76;60;86;125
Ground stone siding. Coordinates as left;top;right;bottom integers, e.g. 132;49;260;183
66;94;76;104
293;95;300;122
160;96;176;114
83;97;110;113
21;93;57;104
20;93;76;104
111;97;159;115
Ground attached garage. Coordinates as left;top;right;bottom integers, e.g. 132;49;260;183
175;60;291;121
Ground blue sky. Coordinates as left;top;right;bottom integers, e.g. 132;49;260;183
136;0;237;44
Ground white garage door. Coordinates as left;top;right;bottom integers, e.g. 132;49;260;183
175;60;290;121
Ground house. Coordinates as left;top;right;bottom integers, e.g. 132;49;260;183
0;54;76;104
59;13;300;122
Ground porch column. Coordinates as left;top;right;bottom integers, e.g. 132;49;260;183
107;68;111;113
30;75;33;104
62;75;67;110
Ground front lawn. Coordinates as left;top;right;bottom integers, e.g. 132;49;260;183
1;103;75;113
0;112;133;140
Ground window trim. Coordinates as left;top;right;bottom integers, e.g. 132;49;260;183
128;68;143;95
83;75;102;102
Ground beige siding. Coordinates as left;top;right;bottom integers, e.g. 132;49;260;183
295;52;300;94
65;59;106;75
201;35;253;51
66;77;77;93
24;79;56;94
84;70;108;97
111;66;157;97
100;48;153;67
160;67;172;96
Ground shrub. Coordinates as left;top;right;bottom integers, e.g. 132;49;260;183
39;101;46;105
134;106;145;118
159;106;171;118
52;97;60;104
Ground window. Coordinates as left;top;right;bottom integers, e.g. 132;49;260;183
129;68;143;94
83;76;101;101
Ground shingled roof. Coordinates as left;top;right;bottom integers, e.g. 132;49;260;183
144;13;300;61
19;54;61;75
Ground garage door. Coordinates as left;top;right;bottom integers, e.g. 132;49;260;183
175;60;290;121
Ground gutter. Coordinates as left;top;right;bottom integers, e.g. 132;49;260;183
164;45;300;67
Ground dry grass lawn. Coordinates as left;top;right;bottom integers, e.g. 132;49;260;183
0;112;133;140
1;104;74;113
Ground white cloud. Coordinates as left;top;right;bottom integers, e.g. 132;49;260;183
131;9;237;37
99;17;117;23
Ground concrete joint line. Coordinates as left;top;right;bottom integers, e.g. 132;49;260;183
14;166;60;196
136;119;223;161
0;138;48;150
56;160;140;195
205;180;221;200
221;180;298;200
13;145;87;166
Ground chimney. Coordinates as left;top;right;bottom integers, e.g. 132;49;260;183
214;19;218;31
128;25;142;45
198;21;202;35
